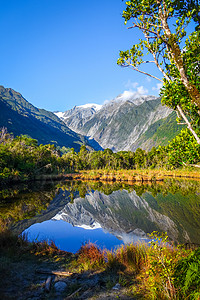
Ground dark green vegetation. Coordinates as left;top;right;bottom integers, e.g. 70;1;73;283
0;86;98;151
0;126;200;182
137;111;185;150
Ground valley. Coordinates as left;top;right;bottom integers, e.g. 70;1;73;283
55;93;184;151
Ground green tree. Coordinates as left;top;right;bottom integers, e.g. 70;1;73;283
173;0;200;29
78;145;89;169
118;0;200;144
166;128;200;168
135;148;146;168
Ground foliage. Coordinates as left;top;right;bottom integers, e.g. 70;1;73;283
0;127;199;183
173;0;200;30
0;129;200;182
66;237;194;299
145;232;178;299
174;247;200;299
73;243;105;271
118;0;200;144
166;128;200;168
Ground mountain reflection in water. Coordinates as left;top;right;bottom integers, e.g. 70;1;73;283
1;179;200;252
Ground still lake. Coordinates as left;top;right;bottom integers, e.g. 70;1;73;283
1;179;200;253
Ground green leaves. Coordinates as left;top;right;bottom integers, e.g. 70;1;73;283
174;247;200;298
118;0;200;146
166;128;200;168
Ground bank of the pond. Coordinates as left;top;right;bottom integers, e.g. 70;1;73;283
1;168;200;188
63;168;200;182
1;231;200;299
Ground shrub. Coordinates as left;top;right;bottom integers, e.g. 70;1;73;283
76;243;105;271
116;243;146;274
143;232;188;299
174;247;200;299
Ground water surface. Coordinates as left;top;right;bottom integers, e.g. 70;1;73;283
1;179;200;253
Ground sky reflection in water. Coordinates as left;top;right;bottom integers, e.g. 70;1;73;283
14;179;200;252
24;219;125;253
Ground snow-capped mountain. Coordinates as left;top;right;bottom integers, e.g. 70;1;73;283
54;91;180;152
54;103;102;129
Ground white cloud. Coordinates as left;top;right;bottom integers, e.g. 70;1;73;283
114;87;149;103
120;90;137;100
125;80;139;89
124;80;148;96
152;82;163;92
137;85;148;95
146;77;152;82
103;82;149;105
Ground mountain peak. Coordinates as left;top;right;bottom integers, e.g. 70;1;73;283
112;91;157;105
77;103;102;111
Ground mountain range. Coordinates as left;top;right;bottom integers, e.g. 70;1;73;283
0;86;100;151
55;92;183;151
0;85;184;152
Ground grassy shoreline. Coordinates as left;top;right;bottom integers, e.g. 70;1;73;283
63;168;200;183
2;167;200;185
1;230;199;299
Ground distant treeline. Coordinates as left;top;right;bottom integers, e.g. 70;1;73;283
0;127;199;182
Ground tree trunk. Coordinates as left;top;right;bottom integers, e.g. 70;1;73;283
177;105;200;144
159;4;200;111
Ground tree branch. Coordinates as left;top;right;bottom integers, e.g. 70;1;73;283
121;62;163;82
182;162;200;168
177;105;200;144
144;30;171;81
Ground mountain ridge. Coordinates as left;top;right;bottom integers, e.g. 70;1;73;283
55;93;181;151
0;86;101;151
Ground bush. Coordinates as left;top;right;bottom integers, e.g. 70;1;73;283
174;247;200;299
76;243;105;271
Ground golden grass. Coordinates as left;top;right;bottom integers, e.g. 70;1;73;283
0;230;196;299
65;168;200;183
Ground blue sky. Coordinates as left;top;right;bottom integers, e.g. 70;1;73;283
0;0;193;111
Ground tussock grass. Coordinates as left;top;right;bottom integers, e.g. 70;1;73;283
116;243;146;274
67;236;196;299
73;242;105;271
1;230;199;299
75;168;200;183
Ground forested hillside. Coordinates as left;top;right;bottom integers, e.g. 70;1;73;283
0;86;99;151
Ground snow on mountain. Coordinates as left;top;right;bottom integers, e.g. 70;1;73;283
54;103;102;123
54;91;177;152
54;111;65;119
77;103;102;111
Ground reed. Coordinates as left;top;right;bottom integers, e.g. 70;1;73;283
77;168;200;182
